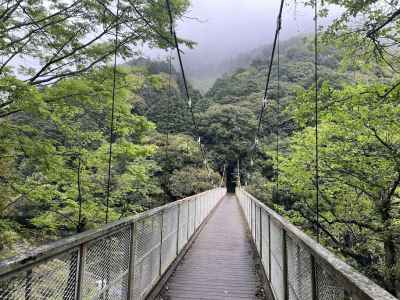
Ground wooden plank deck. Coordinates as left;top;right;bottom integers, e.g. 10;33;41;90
158;194;264;299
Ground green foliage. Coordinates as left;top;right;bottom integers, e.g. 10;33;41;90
0;67;160;254
0;0;191;85
0;59;217;257
169;167;219;199
198;103;257;163
128;57;203;134
275;81;400;293
201;31;400;295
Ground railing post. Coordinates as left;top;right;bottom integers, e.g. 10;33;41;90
24;270;32;300
159;210;164;277
65;252;79;299
76;243;87;300
176;203;180;255
283;229;289;300
311;254;318;300
194;197;197;229
259;207;263;259
127;222;136;300
187;199;190;240
268;214;271;281
250;198;253;235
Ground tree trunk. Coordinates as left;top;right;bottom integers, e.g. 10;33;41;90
383;234;400;297
380;182;399;297
226;161;236;193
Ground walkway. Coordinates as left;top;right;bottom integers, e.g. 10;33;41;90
158;194;263;299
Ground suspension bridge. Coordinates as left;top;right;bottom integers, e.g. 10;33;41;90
0;0;398;299
0;188;396;300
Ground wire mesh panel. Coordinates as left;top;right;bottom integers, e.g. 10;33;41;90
199;195;204;222
0;188;226;300
202;195;206;221
255;204;261;253
316;260;345;300
188;198;196;238
0;249;79;300
270;219;284;300
235;188;397;300
246;196;251;225
247;196;251;225
287;236;313;300
132;214;162;299
83;228;131;300
252;201;256;241
261;209;270;280
161;207;179;274
178;201;189;252
195;197;201;228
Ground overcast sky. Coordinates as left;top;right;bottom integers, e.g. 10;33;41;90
144;0;339;88
176;0;317;62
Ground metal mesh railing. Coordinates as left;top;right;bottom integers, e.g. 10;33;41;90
0;188;225;300
236;188;397;300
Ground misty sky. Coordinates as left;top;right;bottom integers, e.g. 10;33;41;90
176;0;317;62
143;0;339;89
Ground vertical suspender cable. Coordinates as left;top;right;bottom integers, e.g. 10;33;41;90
249;0;284;165
314;0;320;241
256;0;285;136
165;0;213;183
77;153;83;232
105;0;120;224
164;51;172;205
276;34;280;202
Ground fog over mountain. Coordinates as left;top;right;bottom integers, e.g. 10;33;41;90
147;0;339;92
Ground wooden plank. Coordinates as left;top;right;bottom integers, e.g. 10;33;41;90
157;194;265;299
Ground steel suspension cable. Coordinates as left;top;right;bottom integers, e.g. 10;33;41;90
105;0;120;224
165;0;213;183
249;0;285;161
276;34;280;201
163;51;172;205
314;0;320;241
77;153;83;232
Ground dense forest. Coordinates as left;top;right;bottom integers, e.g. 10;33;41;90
1;0;400;297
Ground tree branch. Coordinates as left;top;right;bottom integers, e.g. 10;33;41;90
366;8;400;38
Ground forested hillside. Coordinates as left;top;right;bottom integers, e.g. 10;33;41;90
0;62;218;258
1;0;399;297
197;35;399;297
0;0;220;259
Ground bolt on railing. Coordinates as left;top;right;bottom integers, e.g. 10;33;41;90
236;188;397;300
0;188;226;300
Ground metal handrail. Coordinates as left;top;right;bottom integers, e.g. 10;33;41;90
0;189;210;277
0;188;226;300
236;188;396;300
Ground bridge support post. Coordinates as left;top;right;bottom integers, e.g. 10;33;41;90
283;229;289;300
159;211;164;277
311;255;318;300
127;222;136;300
259;206;263;259
194;197;197;230
24;270;32;300
176;203;180;256
268;214;271;281
76;243;87;300
250;200;253;236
